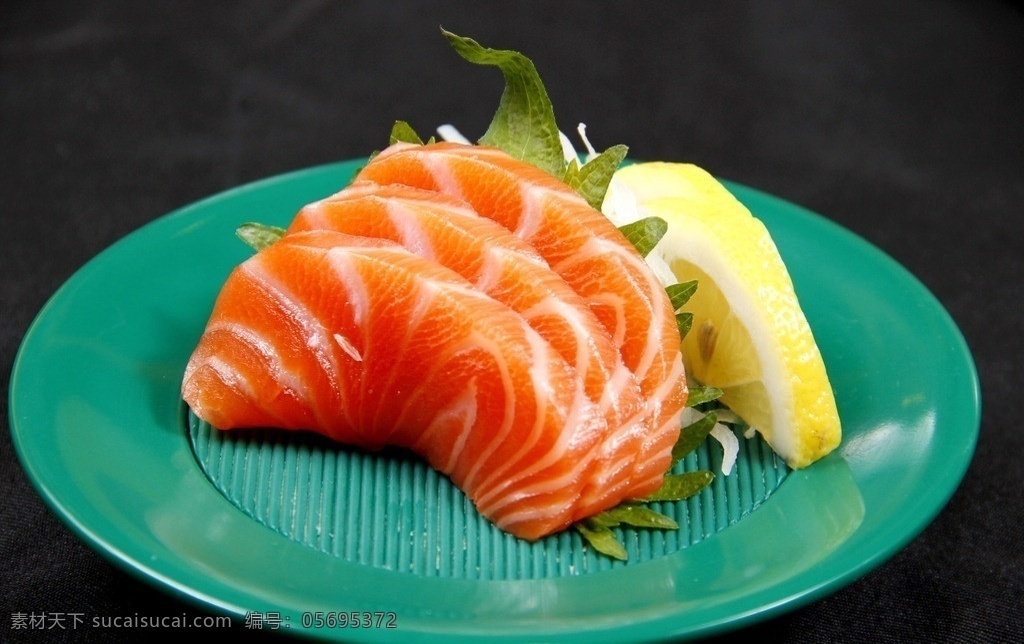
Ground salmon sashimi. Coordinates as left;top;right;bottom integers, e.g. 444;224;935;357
183;143;690;540
289;182;633;414
182;230;610;540
287;181;653;510
356;142;688;499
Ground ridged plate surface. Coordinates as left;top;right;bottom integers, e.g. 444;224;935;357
189;409;788;579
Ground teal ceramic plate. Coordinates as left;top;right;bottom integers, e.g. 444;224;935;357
10;160;980;641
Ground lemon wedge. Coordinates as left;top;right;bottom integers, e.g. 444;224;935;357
603;162;841;468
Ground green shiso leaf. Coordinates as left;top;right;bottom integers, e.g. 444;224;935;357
442;28;565;178
390;120;424;145
666;280;698;311
562;158;582;187
440;29;628;213
672;411;718;466
617;216;667;258
676;311;693;340
596;505;679;530
576;520;628;560
564;144;629;210
670;280;698;339
236;223;285;252
642;471;715;502
686;385;724;408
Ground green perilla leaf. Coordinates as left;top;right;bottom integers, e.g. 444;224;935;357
642;471;715;502
618;216;668;258
236;223;285;252
443;29;565;179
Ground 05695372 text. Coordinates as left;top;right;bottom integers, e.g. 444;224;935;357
244;610;398;631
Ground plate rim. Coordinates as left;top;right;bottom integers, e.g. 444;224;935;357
8;159;981;642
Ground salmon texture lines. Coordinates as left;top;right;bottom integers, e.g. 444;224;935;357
182;142;688;541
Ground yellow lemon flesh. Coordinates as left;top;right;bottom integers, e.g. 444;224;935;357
603;162;841;468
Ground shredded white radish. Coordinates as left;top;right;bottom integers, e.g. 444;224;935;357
438;122;600;164
558;131;578;164
681;408;741;476
710;422;739;476
601;182;679;287
436;124;471;144
678;406;703;427
577;123;598;161
714;408;742;425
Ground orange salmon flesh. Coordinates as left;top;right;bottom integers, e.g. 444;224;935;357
182;142;687;540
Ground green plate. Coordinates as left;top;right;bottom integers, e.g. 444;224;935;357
9;159;980;641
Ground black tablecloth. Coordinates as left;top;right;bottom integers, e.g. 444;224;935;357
3;2;1021;642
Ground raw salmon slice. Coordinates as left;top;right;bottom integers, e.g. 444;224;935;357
183;230;615;539
184;144;691;539
289;182;634;413
356;142;688;499
289;182;657;506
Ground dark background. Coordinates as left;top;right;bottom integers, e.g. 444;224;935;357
2;1;1021;642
